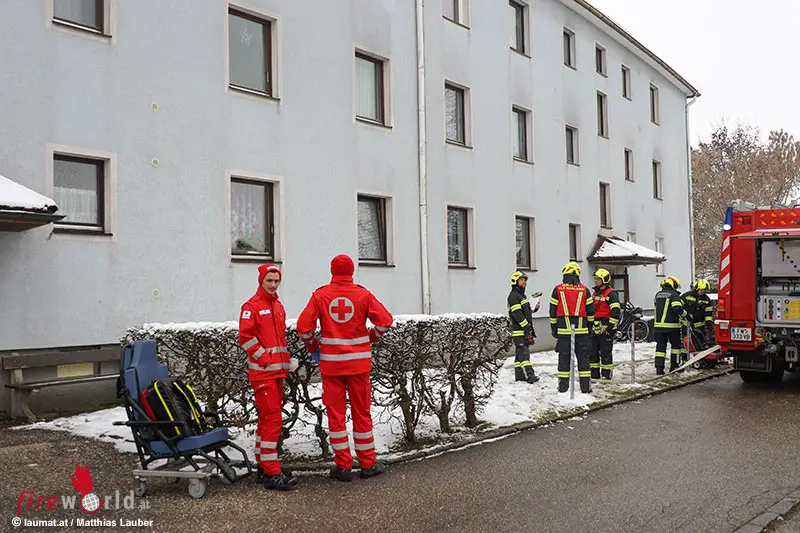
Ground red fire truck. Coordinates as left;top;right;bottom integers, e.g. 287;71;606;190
716;200;800;383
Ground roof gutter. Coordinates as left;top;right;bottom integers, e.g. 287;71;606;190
686;95;698;280
415;0;432;315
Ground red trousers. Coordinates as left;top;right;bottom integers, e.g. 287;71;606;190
322;372;376;470
253;378;283;476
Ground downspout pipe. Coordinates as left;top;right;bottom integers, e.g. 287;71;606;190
415;0;432;315
686;95;698;280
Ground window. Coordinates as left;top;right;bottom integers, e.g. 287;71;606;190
447;207;469;265
355;52;385;124
516;216;534;269
621;65;631;99
510;1;526;54
443;0;469;26
565;125;578;165
228;9;273;96
563;29;575;68
231;178;274;258
53;154;105;231
650;84;660;124
595;45;606;75
655;238;665;276
512;106;530;162
624;148;634;182
599;183;611;229
568;223;581;261
652;160;662;199
357;196;387;263
53;0;104;33
445;83;466;145
596;92;608;138
626;231;636;243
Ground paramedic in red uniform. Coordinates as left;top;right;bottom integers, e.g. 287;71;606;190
297;254;394;482
238;264;299;492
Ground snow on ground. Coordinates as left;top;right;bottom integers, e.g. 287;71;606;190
22;342;712;464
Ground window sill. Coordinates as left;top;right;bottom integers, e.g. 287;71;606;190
513;157;533;166
516;268;538;273
231;255;279;264
625;178;635;183
446;140;473;150
564;63;577;71
601;225;613;230
598;134;609;140
448;264;476;270
52;18;110;38
510;48;531;59
597;71;608;78
356;117;393;130
651;120;660;126
656;274;666;278
623;95;632;101
229;85;280;103
442;16;470;30
359;262;395;268
654;196;663;201
567;162;580;167
53;226;111;237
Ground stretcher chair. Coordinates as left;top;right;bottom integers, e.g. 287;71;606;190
114;340;253;499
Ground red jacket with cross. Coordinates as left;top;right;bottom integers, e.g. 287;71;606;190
297;275;394;377
238;268;290;386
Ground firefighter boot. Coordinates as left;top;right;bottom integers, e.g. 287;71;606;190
515;365;526;382
601;368;613;380
525;367;540;384
579;377;592;394
591;366;601;380
558;378;569;393
655;364;665;375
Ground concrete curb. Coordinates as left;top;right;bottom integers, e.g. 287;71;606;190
734;489;800;533
285;367;736;472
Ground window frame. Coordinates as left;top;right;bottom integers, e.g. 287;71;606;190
595;44;607;76
652;159;663;200
596;91;608;138
626;231;636;243
52;0;106;34
568;223;582;262
228;7;274;98
512;106;531;162
447;206;471;267
599;182;612;229
649;84;660;124
230;176;275;260
510;1;527;55
443;0;470;27
655;237;665;276
354;51;386;125
52;154;106;233
515;215;535;270
624;148;634;182
565;125;579;165
444;82;468;146
356;194;389;265
621;65;632;99
563;28;576;68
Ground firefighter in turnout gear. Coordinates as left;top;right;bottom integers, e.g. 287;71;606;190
507;271;540;384
590;268;621;380
681;279;715;348
653;276;688;374
549;262;595;393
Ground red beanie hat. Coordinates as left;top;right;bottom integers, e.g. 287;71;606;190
258;263;282;285
330;254;355;276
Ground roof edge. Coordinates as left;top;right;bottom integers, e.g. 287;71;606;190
568;0;701;98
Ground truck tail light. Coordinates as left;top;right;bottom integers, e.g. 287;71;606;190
717;296;727;319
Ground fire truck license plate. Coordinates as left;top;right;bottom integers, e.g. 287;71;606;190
731;327;752;342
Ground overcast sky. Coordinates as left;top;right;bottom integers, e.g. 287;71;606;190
587;0;800;146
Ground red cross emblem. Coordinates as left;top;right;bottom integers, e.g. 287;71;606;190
328;297;354;323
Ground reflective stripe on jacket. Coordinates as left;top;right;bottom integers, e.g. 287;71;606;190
654;288;686;330
238;288;289;384
681;290;714;328
508;286;535;337
549;283;595;335
593;286;621;329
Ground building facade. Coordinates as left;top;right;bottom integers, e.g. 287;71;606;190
0;0;698;390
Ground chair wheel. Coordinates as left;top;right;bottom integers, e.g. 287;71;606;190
133;480;147;497
187;478;207;499
691;362;702;370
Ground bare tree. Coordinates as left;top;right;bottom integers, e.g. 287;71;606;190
692;122;800;276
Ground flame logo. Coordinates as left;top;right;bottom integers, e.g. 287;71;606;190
71;464;102;514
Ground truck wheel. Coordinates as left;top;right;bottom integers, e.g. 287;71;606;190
739;370;763;383
766;359;785;385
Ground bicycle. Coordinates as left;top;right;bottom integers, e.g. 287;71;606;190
613;301;650;343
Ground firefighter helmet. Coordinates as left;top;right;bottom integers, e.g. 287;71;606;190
661;276;681;290
693;279;711;291
510;271;528;285
562;262;581;276
594;268;611;285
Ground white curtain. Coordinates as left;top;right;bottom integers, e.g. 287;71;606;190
54;187;98;225
231;181;267;254
356;56;379;120
358;198;384;260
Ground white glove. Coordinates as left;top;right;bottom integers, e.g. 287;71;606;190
288;358;299;372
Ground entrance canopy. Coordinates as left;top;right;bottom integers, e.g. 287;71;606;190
0;175;64;232
587;234;665;266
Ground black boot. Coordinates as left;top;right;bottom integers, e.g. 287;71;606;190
558;378;569;393
601;369;612;380
515;366;525;382
360;460;386;479
656;366;665;375
579;377;592;394
590;367;601;379
329;466;353;482
525;367;540;384
264;472;298;491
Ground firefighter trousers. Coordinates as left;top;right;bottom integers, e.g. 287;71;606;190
654;329;683;371
590;332;614;379
253;378;284;476
513;338;536;381
322;372;377;471
556;334;591;393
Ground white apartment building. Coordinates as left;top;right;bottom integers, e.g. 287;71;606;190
0;0;698;416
